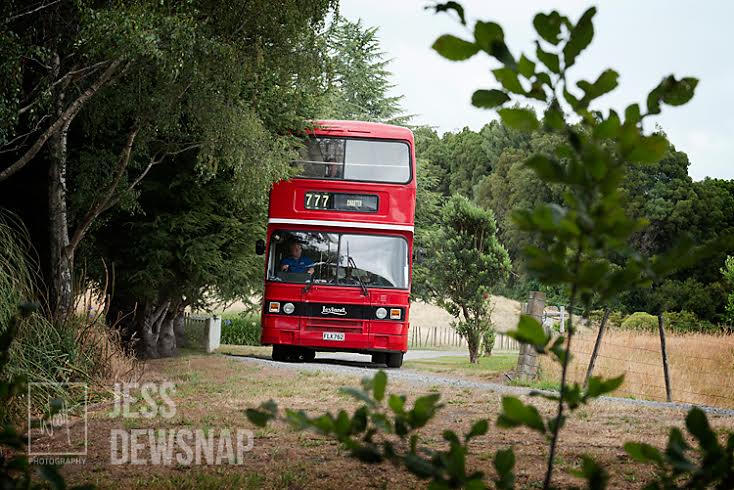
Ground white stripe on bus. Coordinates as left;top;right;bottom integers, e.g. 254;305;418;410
268;218;414;232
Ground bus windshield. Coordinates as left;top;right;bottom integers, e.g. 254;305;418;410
267;230;409;289
294;137;411;183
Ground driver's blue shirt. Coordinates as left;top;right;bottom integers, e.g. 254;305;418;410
280;255;315;273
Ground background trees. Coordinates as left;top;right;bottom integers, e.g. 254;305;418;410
319;17;408;124
414;120;734;324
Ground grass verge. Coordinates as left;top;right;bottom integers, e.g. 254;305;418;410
404;353;518;381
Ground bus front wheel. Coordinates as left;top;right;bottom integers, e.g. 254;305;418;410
386;352;403;368
272;345;288;362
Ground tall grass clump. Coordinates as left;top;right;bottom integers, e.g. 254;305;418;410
0;209;139;421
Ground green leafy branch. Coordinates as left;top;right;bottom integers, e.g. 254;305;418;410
430;3;702;487
247;371;509;489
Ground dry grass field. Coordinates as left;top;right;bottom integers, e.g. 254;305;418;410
540;329;734;408
47;352;734;489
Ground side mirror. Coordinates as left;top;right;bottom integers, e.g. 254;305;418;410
255;239;265;256
413;247;426;264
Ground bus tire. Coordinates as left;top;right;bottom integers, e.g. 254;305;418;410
371;353;387;365
272;345;287;362
301;349;316;362
386;352;403;368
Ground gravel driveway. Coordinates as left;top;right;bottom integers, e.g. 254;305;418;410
228;350;734;417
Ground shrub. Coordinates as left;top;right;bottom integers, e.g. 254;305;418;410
663;310;718;333
588;310;624;329
221;314;261;345
607;311;624;329
1;305;82;487
481;328;495;356
620;312;658;332
618;310;720;334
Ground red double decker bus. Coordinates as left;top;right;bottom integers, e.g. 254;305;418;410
256;120;416;368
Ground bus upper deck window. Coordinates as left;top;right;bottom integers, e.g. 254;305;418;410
295;137;410;184
344;139;409;183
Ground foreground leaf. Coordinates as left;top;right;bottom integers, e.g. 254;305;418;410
432;35;479;61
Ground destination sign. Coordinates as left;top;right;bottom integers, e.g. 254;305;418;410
304;191;379;213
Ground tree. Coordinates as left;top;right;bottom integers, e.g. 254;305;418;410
0;0;337;319
98;135;285;357
618;152;734;321
78;0;338;357
320;17;408;124
475;131;564;263
425;195;511;363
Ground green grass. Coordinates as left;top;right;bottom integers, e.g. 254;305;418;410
132;471;265;489
220;313;261;345
509;377;561;391
404;354;518;380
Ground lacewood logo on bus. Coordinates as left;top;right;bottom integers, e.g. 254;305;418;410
321;306;348;316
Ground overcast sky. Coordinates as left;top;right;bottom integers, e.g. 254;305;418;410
339;0;734;181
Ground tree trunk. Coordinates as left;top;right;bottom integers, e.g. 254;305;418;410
157;304;180;358
48;146;74;318
140;301;169;358
173;308;186;350
467;331;480;364
48;53;74;319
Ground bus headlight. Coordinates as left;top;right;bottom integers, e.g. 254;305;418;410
283;302;295;314
375;307;387;319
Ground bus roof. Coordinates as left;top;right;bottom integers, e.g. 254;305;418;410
312;120;414;141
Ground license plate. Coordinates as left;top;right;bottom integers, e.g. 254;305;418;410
322;332;345;341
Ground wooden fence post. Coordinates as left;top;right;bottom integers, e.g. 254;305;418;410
584;307;610;387
515;292;546;380
657;313;673;402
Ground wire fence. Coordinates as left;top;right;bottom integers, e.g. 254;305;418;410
541;329;734;409
408;325;521;352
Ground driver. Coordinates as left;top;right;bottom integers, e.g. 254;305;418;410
280;241;315;274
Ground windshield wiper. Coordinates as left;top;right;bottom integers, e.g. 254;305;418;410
348;257;369;297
